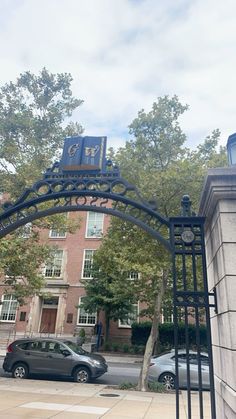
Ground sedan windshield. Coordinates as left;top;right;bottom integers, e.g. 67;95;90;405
63;341;87;355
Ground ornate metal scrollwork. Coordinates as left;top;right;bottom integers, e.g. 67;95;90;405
0;165;171;250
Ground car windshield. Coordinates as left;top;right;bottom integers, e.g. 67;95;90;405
63;341;87;355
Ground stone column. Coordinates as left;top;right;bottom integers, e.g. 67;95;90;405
199;168;236;418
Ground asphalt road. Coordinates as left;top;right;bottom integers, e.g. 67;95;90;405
0;359;141;386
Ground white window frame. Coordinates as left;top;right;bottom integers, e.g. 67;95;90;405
20;222;32;238
85;212;104;238
77;297;97;326
161;308;174;323
49;229;66;238
44;249;64;278
82;249;95;279
119;302;139;328
0;294;18;322
128;271;139;280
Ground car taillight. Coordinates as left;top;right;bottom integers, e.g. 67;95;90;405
7;343;14;353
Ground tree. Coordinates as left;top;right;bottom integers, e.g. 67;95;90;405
0;230;51;304
94;96;227;391
81;234;136;342
0;67;83;197
0;68;83;300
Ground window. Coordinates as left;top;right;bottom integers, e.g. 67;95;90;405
44;250;63;277
20;312;26;321
49;229;66;238
128;271;139;280
77;297;97;325
161;307;173;323
119;303;139;328
67;313;73;323
20;223;32;238
82;250;95;278
86;212;103;238
0;295;18;322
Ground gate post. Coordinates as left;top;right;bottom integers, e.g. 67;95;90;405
170;195;216;419
200;168;236;419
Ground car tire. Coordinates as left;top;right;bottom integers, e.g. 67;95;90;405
73;366;91;383
158;372;175;390
12;363;29;379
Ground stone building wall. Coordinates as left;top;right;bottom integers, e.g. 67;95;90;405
199;168;236;418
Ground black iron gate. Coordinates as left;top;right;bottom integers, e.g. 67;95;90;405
170;196;217;419
0;136;217;418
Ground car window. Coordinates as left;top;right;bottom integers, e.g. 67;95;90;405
177;354;187;362
200;355;209;365
17;342;32;350
46;341;66;354
64;341;86;355
28;341;41;351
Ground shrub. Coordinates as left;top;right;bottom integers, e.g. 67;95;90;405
119;382;136;390
103;341;111;351
131;322;208;349
131;322;151;346
132;344;140;354
148;381;166;393
122;343;130;353
111;342;120;352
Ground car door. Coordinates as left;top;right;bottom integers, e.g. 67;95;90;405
43;341;73;376
22;340;49;373
188;354;209;389
176;354;188;387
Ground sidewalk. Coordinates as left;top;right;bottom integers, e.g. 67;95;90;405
0;376;211;418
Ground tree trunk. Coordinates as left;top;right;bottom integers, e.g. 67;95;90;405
137;269;168;391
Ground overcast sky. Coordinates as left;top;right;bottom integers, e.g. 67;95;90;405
0;0;235;149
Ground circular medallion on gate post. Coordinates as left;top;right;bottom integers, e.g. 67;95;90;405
181;229;195;244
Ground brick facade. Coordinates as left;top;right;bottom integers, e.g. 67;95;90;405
0;209;140;346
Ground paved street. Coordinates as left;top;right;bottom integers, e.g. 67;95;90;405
0;358;141;386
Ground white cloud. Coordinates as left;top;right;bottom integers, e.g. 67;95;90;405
0;0;236;149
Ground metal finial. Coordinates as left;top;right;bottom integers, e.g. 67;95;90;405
181;195;192;216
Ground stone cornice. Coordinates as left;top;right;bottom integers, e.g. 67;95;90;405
199;167;236;222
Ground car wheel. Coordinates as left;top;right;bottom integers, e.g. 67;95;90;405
159;372;175;390
12;363;29;379
73;366;91;383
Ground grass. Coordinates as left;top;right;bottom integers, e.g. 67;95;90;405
118;381;167;393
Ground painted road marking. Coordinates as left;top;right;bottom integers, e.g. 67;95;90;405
21;402;110;414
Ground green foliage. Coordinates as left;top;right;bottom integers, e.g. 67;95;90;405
111;342;120;352
119;382;137;390
103;341;111;351
0;67;83;197
0;232;51;304
0;68;83;299
148;381;166;393
131;322;208;349
81;244;137;341
131;322;152;346
79;328;86;338
122;343;130;353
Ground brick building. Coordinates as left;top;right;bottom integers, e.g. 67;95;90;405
0;209;142;347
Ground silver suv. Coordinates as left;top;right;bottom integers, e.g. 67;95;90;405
3;338;108;383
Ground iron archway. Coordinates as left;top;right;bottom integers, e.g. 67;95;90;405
0;136;217;419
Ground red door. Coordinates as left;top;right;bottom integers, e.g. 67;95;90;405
40;309;57;333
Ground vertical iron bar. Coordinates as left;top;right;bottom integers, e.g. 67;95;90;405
182;245;192;419
192;249;204;419
171;223;180;419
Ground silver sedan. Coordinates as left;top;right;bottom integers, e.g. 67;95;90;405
148;350;210;390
